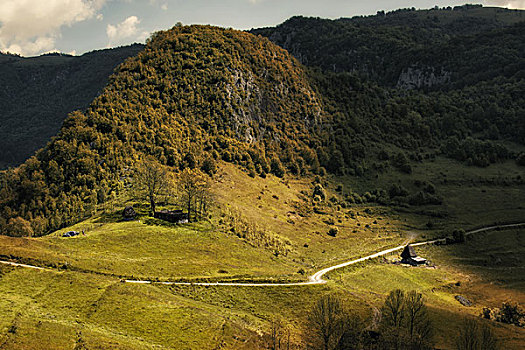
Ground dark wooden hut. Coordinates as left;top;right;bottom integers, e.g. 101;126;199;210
154;209;188;223
400;245;427;266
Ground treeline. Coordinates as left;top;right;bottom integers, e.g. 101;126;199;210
252;7;525;88
254;8;525;169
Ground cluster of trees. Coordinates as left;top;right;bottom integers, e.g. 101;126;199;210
482;301;525;328
303;290;434;350
221;207;292;256
442;137;511;167
266;290;500;349
132;160;212;222
254;9;525;172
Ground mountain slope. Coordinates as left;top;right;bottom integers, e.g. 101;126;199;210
0;25;325;236
0;45;144;169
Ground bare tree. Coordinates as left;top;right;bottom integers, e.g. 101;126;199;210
334;312;364;350
404;291;433;349
379;290;433;350
132;159;173;215
381;289;406;330
307;295;345;350
456;318;499;350
177;168;210;222
267;318;290;350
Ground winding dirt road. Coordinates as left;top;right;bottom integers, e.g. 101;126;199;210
126;222;525;287
1;223;524;287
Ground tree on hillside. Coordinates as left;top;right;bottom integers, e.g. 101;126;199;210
455;318;499;350
307;295;345;350
266;317;291;350
404;290;432;346
381;289;406;330
6;217;34;237
177;168;211;222
132;160;173;215
379;289;433;350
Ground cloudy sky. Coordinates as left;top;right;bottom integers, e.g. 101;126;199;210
0;0;523;57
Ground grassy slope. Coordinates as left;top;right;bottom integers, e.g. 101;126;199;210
330;228;525;349
0;161;524;349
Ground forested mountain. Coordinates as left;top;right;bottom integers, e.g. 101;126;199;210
251;5;525;88
1;6;524;237
0;44;144;169
253;5;525;164
0;26;326;236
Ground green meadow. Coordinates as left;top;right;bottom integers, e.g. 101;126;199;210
0;160;524;349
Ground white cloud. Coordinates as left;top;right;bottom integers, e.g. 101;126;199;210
0;0;106;56
107;15;145;46
485;0;525;9
148;0;168;10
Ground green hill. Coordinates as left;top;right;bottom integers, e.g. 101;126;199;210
0;8;524;349
0;45;144;169
0;25;325;236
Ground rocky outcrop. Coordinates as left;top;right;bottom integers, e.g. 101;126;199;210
396;66;450;89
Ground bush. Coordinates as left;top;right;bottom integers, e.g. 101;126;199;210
201;157;217;175
313;183;326;201
498;302;525;327
455;318;498;350
389;184;409;198
328;227;338;237
517;153;525;166
452;229;466;243
7;217;34;237
270;156;285;178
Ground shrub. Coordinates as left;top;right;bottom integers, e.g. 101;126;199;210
201;157;217;175
7;217;34;237
328;227;338;237
517;153;525;166
270;156;285;178
453;229;466;243
313;183;326;201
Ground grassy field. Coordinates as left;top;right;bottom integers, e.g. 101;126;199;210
0;160;524;349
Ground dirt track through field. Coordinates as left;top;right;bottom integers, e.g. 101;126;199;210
1;223;524;287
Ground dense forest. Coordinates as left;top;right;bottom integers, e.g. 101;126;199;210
0;44;144;169
1;5;525;236
253;5;525;168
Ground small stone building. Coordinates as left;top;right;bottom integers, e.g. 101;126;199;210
122;206;137;220
400;245;427;266
154;209;189;223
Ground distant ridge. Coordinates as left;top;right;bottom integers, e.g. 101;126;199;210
0;44;144;169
